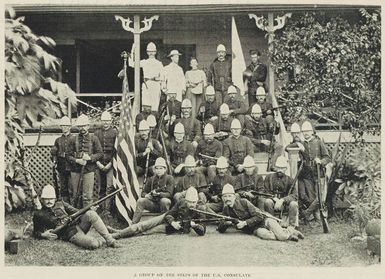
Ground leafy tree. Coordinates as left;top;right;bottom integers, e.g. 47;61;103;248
4;7;77;210
271;9;380;139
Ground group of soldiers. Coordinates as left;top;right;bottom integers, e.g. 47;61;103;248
33;42;331;250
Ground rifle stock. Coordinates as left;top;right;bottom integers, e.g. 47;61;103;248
73;165;85;208
52;188;122;235
316;163;330;233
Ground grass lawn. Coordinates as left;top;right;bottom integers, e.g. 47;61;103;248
4;210;379;266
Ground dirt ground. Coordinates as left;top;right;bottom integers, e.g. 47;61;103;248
4;211;379;267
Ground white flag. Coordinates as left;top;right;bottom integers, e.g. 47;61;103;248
231;16;246;98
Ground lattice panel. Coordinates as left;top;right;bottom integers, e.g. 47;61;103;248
325;142;381;163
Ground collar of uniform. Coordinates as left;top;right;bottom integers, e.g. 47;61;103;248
304;136;314;143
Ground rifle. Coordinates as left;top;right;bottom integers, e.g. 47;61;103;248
150;186;168;200
52;162;61;200
157;112;172;175
191;207;282;224
316;163;330;233
198;153;235;167
266;121;276;171
143;153;150;185
180;218;225;226
279;161;303;218
73;165;85;208
249;191;275;199
52;188;122;235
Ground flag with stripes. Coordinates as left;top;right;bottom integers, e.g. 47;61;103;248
113;54;140;224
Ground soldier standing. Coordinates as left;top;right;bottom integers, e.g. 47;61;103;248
132;157;174;224
207;44;232;103
263;156;299;228
299;121;331;222
129;42;164;112
244;49;268;106
163;50;186;102
94;111;118;214
196;123;223;184
135;102;157;132
66;114;103;207
223;118;254;174
254;87;274;124
158;91;181;138
51;116;73;202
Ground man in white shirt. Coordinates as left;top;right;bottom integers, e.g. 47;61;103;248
163;50;186;102
129;42;164;112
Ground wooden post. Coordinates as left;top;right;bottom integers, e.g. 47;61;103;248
133;15;141;114
267;12;275;104
287;147;300;178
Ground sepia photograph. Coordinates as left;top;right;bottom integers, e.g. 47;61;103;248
2;0;382;276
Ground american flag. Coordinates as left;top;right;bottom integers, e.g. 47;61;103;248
113;54;140;224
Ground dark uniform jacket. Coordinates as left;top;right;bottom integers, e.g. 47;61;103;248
207;55;232;92
235;170;264;197
210;116;234;133
222;198;264;233
33;201;78;241
210;174;236;197
159;99;182;120
243;116;279;144
176;172;207;193
245;62;268;95
196;139;223;167
142;174;175;199
224;96;248;116
66;133;103;173
135;135;163;168
52;133;74;172
264;172;297;204
197;100;220;122
223;135;255;166
94;127;118;165
300;136;331;179
167;139;195;168
135;111;157;132
175;117;202;142
164;199;206;235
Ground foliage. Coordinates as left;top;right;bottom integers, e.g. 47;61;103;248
271;9;381;138
334;145;381;234
4;7;77;211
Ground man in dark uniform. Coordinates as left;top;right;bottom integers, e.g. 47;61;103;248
299;121;331;222
175;98;201;149
132;157;174;224
207;44;232;103
218;184;304;242
210;103;234;141
51;116;73;202
196;85;220;125
244;49;268;106
174;155;207;204
207;156;236;213
94;111;118;214
223;118;254;174
243;103;283;171
196;123;223;184
224;85;248;126
135;103;157;132
263;156;299;227
235;155;265;209
33;184;120;249
135;120;163;177
166;122;195;177
66;114;103;207
109;187;207;238
158;91;181;138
